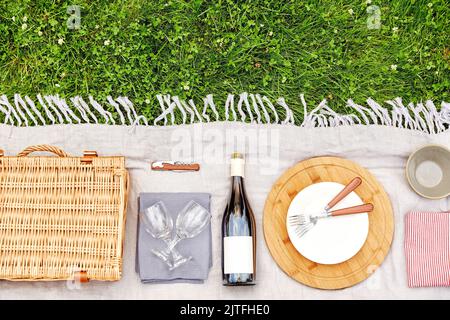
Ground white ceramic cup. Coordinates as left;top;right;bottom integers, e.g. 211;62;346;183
406;144;450;199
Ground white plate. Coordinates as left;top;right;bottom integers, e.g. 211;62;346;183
286;182;369;265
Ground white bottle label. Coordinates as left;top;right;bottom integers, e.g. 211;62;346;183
230;158;245;178
223;236;254;274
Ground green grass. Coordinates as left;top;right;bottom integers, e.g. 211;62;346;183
0;0;448;123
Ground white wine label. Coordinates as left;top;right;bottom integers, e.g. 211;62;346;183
223;236;254;274
230;158;245;177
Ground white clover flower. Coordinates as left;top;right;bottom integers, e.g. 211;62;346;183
183;84;190;91
12;16;15;22
95;25;100;29
145;99;151;104
260;24;264;27
268;31;273;36
38;31;43;36
21;23;27;30
392;27;399;32
58;38;64;45
348;8;354;15
390;64;398;71
23;15;28;22
104;39;111;46
55;84;61;88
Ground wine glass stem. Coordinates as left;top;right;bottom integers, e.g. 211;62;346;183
160;235;183;258
167;235;182;250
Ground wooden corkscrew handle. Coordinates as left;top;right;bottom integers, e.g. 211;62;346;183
326;177;362;209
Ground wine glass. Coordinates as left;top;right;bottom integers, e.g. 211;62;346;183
156;201;211;269
140;201;179;268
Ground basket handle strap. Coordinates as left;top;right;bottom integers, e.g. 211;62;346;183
17;145;69;157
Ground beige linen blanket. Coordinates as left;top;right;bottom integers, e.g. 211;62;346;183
0;122;449;299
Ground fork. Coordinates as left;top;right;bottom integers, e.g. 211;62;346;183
288;177;367;237
291;203;374;238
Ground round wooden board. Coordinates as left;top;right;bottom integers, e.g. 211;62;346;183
263;156;394;290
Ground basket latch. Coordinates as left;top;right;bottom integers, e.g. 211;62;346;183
74;271;89;283
81;150;98;164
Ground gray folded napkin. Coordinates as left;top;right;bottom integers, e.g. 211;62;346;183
136;192;212;284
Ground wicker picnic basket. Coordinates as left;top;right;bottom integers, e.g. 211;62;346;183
0;145;128;282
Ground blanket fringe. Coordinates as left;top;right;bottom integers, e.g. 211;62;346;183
0;93;448;133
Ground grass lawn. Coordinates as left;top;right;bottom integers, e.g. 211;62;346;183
0;0;448;123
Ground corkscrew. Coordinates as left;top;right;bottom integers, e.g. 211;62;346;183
151;161;200;172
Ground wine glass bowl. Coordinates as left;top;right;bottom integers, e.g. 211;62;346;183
175;201;211;239
140;201;173;239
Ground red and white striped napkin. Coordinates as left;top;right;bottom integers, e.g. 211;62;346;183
404;211;450;288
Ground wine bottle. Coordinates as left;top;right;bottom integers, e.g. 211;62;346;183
222;152;256;286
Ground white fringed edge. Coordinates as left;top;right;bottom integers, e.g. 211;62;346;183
0;93;448;134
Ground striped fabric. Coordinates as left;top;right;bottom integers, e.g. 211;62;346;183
404;211;450;288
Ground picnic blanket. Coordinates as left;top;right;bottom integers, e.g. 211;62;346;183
0;122;449;299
